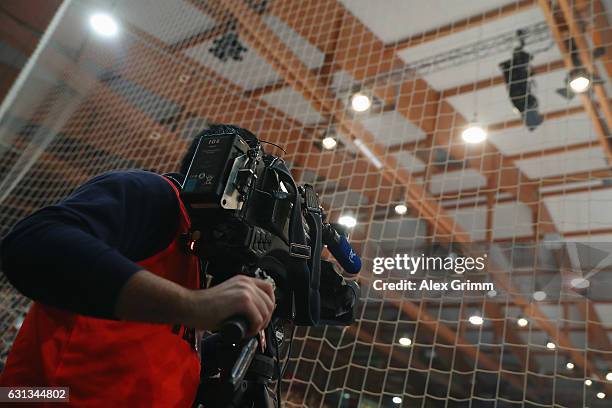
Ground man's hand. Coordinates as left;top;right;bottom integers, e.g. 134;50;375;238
115;270;275;337
185;275;275;336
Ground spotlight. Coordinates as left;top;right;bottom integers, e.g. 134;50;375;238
394;204;408;215
585;379;593;386
461;123;487;144
392;396;403;404
546;341;556;350
533;291;547;301
398;337;412;347
350;92;372;112
569;69;591;93
597;392;606;399
89;13;118;37
322;136;337;150
338;215;357;228
606;372;612;381
557;67;603;100
517;317;529;327
499;35;543;131
469;315;484;326
566;362;575;370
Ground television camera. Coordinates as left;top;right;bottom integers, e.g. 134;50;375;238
180;125;361;407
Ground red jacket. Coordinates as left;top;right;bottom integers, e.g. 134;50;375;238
0;178;200;407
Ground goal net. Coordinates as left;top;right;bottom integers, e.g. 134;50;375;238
1;0;611;407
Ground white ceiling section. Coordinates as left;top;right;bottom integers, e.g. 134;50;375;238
396;7;561;90
339;0;514;44
392;151;426;173
515;147;609;179
359;110;428;147
183;14;324;91
488;113;596;156
493;202;534;239
260;87;325;125
446;206;487;241
115;0;216;44
428;168;488;195
443;202;534;240
544;188;612;232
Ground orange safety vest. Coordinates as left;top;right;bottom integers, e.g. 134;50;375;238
0;177;200;407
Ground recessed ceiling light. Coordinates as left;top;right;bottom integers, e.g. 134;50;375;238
585;379;593;386
546;341;556;350
350;92;372;112
517;317;529;327
533;291;547;301
606;372;612;381
398;337;412;347
568;69;591;94
392;397;403;404
570;277;590;289
461;123;487;144
394;204;408;215
597;391;606;399
487;289;497;297
338;215;357;228
322;136;337;150
469;315;484;325
89;13;118;37
566;362;575;370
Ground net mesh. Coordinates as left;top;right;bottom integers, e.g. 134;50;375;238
1;0;612;406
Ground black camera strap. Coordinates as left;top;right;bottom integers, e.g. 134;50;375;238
272;161;321;326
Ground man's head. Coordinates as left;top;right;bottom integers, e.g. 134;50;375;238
179;124;259;175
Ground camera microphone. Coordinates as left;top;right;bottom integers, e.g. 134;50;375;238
322;224;362;275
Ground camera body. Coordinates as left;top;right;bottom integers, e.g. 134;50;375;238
181;128;357;327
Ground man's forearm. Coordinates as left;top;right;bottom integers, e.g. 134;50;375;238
114;270;195;326
115;272;276;336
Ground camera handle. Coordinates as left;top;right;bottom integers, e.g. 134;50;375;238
220;317;249;344
220;267;276;344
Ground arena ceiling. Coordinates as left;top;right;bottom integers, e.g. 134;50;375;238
1;0;612;406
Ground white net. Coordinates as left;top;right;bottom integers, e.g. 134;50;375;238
1;0;612;407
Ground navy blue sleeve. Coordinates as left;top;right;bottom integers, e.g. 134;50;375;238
0;170;181;319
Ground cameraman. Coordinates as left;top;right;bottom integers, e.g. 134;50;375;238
0;125;275;406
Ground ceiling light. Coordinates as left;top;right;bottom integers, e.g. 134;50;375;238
350;92;372;112
338;215;357;228
322;136;337;150
566;362;575;370
469;315;484;325
353;139;383;169
597;392;606;399
533;291;547;301
461;123;487;144
546;341;556;350
487;289;497;298
585;379;593;386
606;372;612;381
569;69;591;93
89;13;118;37
517;317;529;327
570;277;590;289
394;204;408;215
398;337;412;347
392;396;403;404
